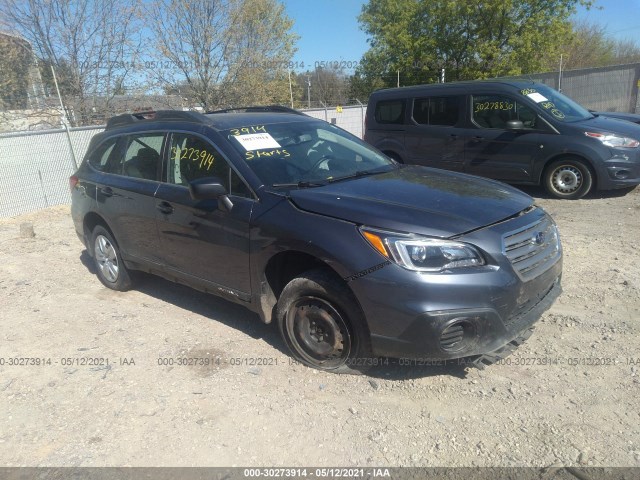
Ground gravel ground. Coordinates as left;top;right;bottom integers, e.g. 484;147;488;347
0;186;639;468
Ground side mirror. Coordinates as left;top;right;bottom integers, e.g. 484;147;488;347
189;177;234;210
189;177;227;200
505;119;525;130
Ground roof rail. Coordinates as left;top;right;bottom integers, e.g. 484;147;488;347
105;110;208;130
207;105;305;116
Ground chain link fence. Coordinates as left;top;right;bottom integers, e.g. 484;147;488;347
0;126;101;217
509;62;640;113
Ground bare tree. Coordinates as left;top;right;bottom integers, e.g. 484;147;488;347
0;33;33;110
558;20;640;70
146;0;297;109
0;0;141;125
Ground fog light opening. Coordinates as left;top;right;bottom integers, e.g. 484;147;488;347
614;169;630;179
439;318;478;353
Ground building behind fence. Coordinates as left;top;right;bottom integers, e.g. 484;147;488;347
2;62;639;218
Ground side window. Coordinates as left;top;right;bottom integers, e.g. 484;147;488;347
117;134;164;180
413;97;460;126
167;133;251;198
472;95;538;129
375;100;406;124
88;137;119;172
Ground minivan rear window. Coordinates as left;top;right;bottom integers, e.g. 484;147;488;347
375;100;405;124
413;97;460;126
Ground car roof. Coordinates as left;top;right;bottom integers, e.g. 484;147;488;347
103;108;315;133
370;79;541;98
204;112;317;131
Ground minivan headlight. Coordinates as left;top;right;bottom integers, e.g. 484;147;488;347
361;228;485;272
585;132;639;148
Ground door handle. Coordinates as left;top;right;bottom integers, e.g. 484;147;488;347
99;187;113;197
449;134;458;139
471;136;484;143
156;201;174;214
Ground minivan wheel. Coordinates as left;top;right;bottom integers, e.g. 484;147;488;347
91;225;133;291
544;159;593;199
276;269;373;374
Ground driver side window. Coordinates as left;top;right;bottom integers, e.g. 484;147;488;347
167;133;251;197
472;95;538;129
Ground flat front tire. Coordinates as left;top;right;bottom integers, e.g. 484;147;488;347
276;269;373;374
91;225;133;291
544;159;593;199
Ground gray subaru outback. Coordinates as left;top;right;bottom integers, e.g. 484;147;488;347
71;108;562;374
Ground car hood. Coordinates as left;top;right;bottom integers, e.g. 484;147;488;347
578;115;640;136
594;112;640;125
288;166;534;237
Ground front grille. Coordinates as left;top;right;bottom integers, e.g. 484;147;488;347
503;215;560;281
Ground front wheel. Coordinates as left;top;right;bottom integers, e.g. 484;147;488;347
276;269;373;374
544;159;593;199
91;225;133;291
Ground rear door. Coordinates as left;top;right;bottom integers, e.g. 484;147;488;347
404;95;464;171
154;131;254;297
96;132;165;263
462;94;542;182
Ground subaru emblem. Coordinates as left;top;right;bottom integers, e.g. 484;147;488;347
533;232;545;245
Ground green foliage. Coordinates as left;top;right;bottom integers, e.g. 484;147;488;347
357;0;592;93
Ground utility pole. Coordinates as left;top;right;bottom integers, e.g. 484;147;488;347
397;70;400;88
307;75;311;108
288;70;294;108
558;54;563;92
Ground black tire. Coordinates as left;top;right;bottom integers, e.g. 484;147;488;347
543;158;593;199
276;268;373;374
91;225;133;291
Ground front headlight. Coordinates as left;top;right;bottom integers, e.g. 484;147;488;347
585;131;639;148
360;227;485;272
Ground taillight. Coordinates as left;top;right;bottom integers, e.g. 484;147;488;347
69;175;79;192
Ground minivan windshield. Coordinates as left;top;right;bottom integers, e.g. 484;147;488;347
224;120;397;187
519;85;594;123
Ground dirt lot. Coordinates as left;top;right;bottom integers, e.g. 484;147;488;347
0;186;639;468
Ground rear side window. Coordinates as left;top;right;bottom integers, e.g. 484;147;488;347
374;100;405;124
413;96;460;126
117;134;165;180
88;137;119;172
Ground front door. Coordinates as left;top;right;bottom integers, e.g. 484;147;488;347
154;132;254;297
463;94;543;182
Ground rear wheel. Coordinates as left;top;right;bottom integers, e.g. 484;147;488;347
276;269;373;374
91;225;133;291
544;158;593;199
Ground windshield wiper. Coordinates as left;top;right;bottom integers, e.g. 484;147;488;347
270;181;326;188
327;169;387;184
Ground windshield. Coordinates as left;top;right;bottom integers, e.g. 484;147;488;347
519;85;594;123
223;120;396;187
